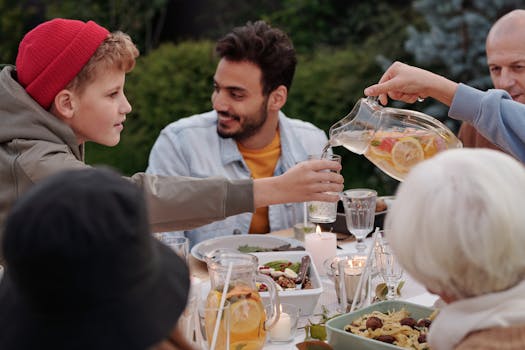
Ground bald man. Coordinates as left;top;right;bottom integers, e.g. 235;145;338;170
458;9;525;153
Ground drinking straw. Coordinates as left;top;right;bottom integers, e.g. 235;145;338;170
337;258;348;313
350;227;380;312
303;202;308;227
210;261;233;350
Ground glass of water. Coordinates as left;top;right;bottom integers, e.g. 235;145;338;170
340;188;377;253
307;154;342;224
375;238;403;300
155;232;189;264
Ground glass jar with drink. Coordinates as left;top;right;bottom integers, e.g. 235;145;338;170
204;251;280;350
325;97;462;181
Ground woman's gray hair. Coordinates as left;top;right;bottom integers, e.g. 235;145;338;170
386;148;525;300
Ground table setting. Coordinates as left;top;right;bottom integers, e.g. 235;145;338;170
172;97;462;349
183;218;439;350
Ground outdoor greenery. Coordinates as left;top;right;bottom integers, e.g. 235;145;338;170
403;0;525;124
3;1;522;194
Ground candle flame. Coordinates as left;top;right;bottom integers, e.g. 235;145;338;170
315;225;322;235
347;256;367;268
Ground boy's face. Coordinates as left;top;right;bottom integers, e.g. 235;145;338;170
67;68;131;146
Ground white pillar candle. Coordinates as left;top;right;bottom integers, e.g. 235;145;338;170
269;311;291;341
305;226;337;275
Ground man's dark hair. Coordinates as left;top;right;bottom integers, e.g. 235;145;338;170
215;20;297;95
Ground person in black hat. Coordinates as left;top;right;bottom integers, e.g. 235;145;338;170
0;167;194;350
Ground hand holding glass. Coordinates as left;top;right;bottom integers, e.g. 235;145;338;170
341;189;377;253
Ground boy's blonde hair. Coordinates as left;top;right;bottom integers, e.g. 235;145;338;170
66;31;139;93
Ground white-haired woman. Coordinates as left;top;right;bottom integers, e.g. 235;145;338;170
386;148;525;350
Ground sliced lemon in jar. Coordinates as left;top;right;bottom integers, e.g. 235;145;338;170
391;137;424;172
206;290;222;309
230;340;264;350
229;298;264;334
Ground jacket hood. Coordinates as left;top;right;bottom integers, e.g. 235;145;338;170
0;65;81;159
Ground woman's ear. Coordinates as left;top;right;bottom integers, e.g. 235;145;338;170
268;85;288;111
51;89;75;121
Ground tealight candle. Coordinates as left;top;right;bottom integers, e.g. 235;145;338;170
305;225;337;275
343;256;366;303
269;310;291;341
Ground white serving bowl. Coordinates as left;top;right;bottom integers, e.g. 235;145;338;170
253;251;323;316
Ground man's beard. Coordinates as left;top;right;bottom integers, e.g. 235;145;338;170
217;100;269;141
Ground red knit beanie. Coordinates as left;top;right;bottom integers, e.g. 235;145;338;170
16;18;109;109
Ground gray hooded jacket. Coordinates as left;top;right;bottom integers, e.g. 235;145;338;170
0;65;253;236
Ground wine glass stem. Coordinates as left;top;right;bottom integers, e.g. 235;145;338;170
386;282;397;300
356;238;366;252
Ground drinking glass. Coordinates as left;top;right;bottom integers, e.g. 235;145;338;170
340;189;377;253
155;233;189;264
307;154;342;224
375;240;403;300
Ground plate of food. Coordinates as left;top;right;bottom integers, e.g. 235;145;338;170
326;300;437;350
191;234;304;262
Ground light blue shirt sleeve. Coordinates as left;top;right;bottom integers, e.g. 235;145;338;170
449;83;525;162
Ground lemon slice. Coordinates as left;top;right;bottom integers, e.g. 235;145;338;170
369;143;392;158
230;340;264;350
391;137;424;172
206;290;222;309
229;298;264;334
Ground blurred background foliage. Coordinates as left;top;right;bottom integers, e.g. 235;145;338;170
1;0;523;195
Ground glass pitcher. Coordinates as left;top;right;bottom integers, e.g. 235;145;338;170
328;97;462;181
205;251;280;350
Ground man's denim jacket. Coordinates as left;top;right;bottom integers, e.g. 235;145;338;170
146;110;328;248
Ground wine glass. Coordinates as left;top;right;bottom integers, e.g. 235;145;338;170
340;189;377;253
375;239;403;300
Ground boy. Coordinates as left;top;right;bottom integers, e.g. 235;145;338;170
0;18;343;235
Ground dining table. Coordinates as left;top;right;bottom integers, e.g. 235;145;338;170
187;228;439;350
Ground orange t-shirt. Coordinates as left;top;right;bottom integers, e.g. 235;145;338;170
237;131;281;233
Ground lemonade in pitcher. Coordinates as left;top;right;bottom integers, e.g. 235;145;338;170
205;284;266;350
204;251;280;350
328;97;462;181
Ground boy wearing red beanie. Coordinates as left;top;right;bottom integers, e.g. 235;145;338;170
0;19;343;238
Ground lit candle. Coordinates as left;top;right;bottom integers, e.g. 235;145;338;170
343;257;366;303
269;307;291;341
305;225;337;275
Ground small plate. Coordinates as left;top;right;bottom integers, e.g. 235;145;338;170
191;234;303;262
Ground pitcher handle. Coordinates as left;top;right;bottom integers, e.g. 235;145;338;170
256;274;280;330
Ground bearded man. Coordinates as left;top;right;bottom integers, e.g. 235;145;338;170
146;21;328;247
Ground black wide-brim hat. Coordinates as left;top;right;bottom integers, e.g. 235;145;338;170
0;168;190;350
